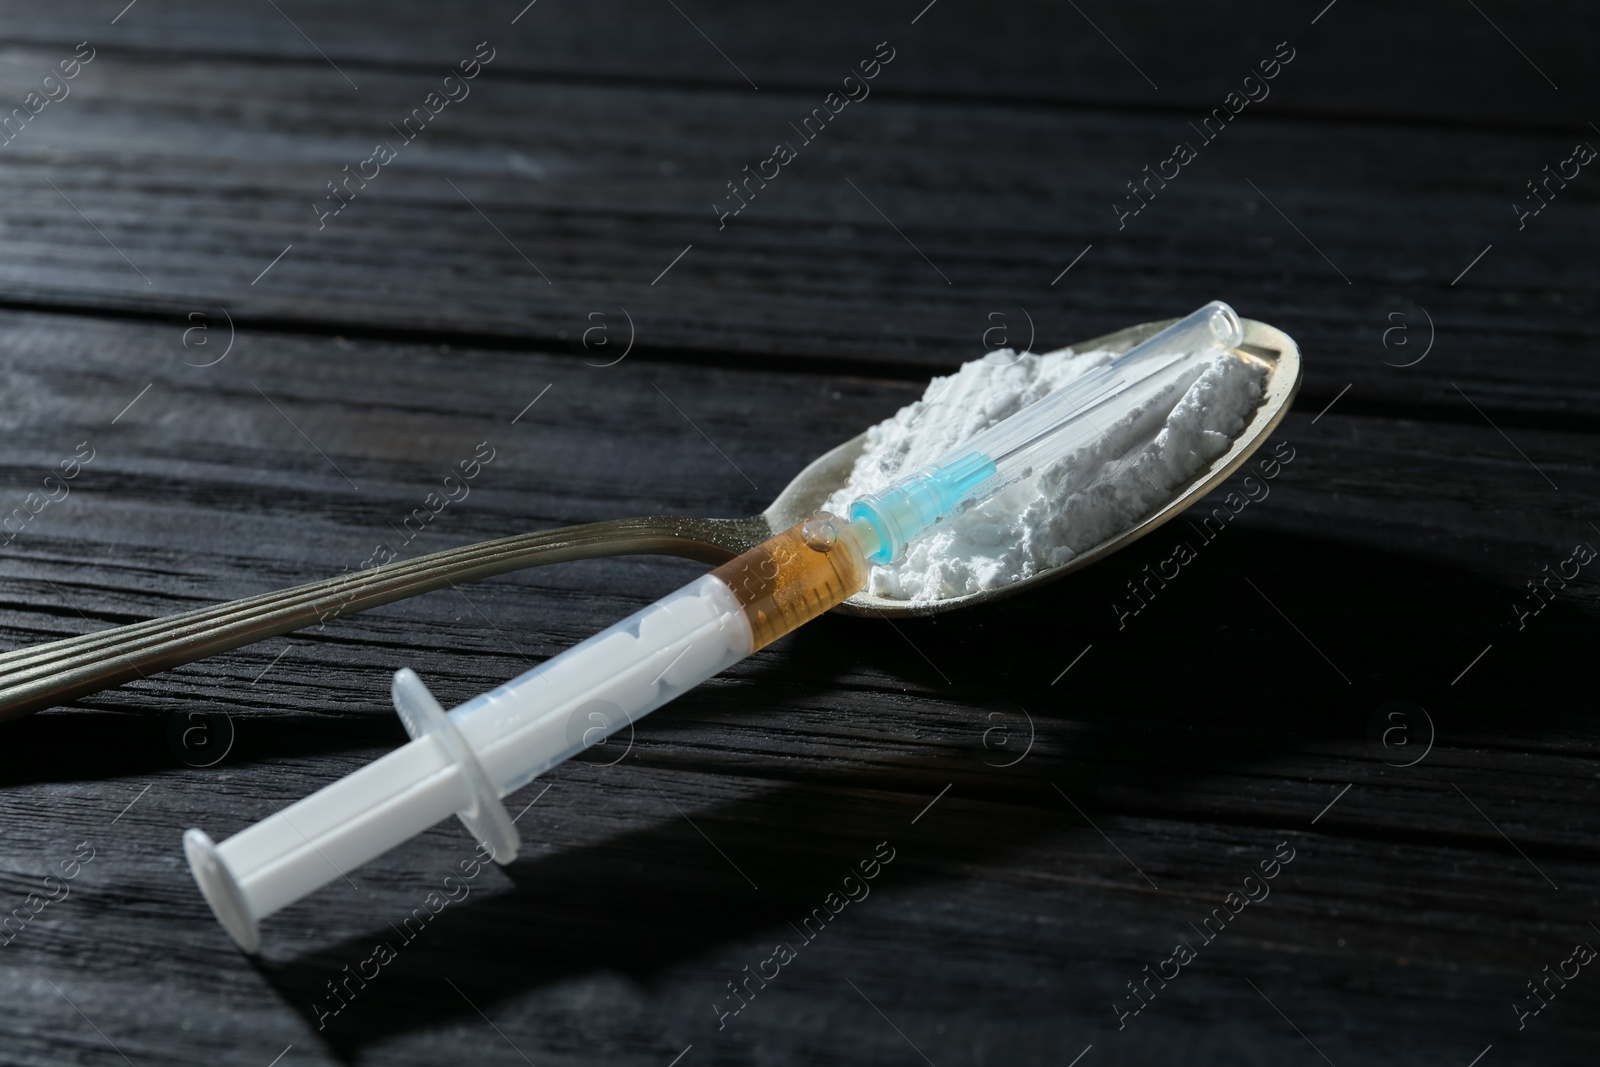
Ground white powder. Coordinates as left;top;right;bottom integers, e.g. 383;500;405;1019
823;344;1267;601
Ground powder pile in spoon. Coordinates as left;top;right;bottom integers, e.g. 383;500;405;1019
822;343;1267;601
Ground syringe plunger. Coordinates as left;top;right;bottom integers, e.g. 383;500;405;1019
188;572;758;952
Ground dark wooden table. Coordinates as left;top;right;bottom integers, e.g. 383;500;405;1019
0;2;1595;1064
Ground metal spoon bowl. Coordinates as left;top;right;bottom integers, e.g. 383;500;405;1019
0;316;1298;721
787;315;1302;616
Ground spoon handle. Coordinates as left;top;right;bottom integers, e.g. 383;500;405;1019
0;515;771;723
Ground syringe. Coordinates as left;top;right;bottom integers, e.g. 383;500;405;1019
184;300;1245;953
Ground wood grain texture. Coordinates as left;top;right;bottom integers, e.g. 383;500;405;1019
0;0;1593;125
0;1;1593;1064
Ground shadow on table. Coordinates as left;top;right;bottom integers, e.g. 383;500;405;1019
236;525;1600;1059
0;703;402;787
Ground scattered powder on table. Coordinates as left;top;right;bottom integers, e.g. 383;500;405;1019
822;343;1267;601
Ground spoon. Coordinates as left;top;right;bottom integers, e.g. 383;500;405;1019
0;315;1299;723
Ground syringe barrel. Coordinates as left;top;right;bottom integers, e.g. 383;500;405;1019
448;512;871;788
452;573;755;796
851;300;1244;562
186;514;873;952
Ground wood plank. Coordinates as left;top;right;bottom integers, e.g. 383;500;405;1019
0;311;1594;1063
0;45;1592;422
0;0;1591;126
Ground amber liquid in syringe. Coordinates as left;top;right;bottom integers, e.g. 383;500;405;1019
710;514;870;650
